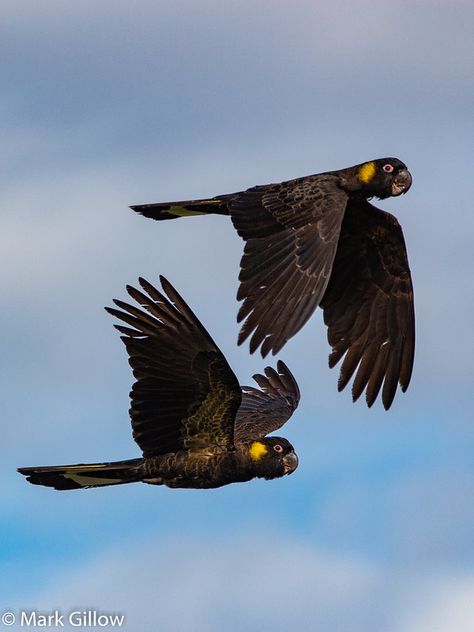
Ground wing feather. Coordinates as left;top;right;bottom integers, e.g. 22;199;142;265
234;361;300;442
231;176;349;357
321;200;415;410
106;277;241;457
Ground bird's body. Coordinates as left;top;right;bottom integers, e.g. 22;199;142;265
137;439;293;489
138;449;248;489
19;278;299;491
131;158;415;409
22;441;292;490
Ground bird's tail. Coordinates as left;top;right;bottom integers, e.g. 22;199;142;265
130;196;231;221
18;458;143;491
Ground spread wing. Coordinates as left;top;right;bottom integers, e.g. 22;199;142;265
320;199;415;410
233;360;300;443
105;277;242;457
230;175;349;357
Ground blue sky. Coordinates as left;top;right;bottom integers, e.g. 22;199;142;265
1;1;474;630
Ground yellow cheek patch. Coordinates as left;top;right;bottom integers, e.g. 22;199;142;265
358;161;376;183
249;441;268;461
169;205;207;217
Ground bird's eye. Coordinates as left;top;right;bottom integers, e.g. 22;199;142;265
273;444;283;453
383;164;394;173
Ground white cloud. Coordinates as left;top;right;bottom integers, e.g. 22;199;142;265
2;0;472;81
397;576;474;632
7;532;474;632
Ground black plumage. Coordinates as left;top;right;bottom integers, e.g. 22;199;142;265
18;277;299;491
131;158;414;409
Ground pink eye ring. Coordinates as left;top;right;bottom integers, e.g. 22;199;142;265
273;444;283;453
383;164;394;173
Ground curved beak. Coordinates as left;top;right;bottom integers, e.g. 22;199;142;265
392;168;412;196
282;451;298;475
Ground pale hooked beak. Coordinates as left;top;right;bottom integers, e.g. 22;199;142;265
282;451;298;475
392;168;412;196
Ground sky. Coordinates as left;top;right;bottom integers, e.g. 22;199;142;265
1;0;474;630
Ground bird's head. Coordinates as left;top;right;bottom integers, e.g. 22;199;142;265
355;158;412;199
246;437;298;480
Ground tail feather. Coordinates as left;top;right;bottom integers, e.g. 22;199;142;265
18;458;143;491
130;197;231;221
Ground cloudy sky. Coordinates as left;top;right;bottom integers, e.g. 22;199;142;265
1;1;473;630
